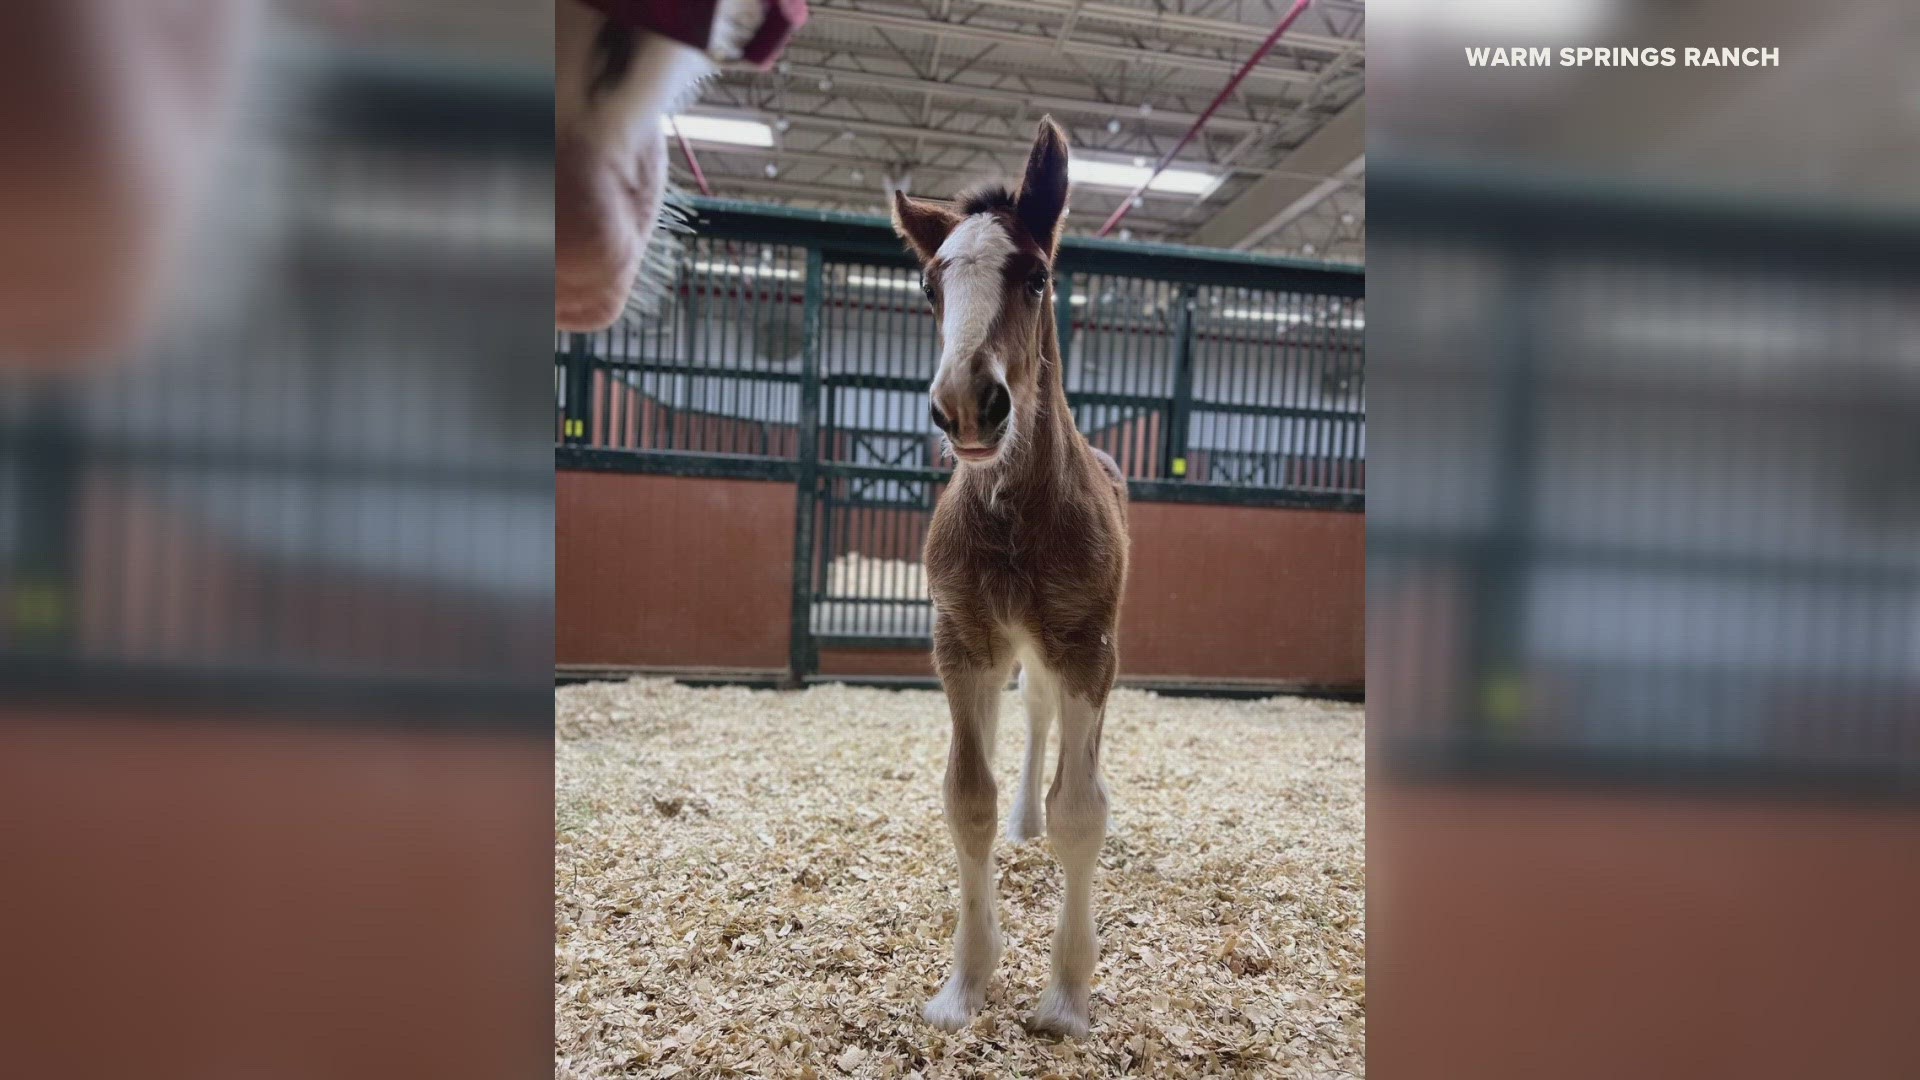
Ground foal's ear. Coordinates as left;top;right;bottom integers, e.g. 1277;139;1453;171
1016;116;1070;254
892;191;961;263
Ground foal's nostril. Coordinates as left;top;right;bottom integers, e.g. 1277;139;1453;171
979;381;1011;433
929;400;952;434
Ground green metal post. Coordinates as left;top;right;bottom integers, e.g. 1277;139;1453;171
787;248;825;685
9;389;78;654
563;332;591;445
1163;284;1198;480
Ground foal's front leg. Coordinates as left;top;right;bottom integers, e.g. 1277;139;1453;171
924;659;1013;1031
1030;679;1111;1038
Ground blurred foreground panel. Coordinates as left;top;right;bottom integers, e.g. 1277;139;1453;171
0;3;552;1077
1369;0;1920;1076
0;721;552;1078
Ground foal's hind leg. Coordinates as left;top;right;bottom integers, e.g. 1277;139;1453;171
1030;677;1111;1039
924;654;1014;1031
1007;665;1055;843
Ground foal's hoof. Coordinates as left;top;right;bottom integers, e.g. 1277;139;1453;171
1006;803;1045;844
923;978;986;1032
1028;986;1091;1039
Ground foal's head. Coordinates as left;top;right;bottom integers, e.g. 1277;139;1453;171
892;119;1071;467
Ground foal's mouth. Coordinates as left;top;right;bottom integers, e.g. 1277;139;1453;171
951;444;1000;463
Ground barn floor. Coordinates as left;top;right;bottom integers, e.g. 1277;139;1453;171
556;679;1365;1079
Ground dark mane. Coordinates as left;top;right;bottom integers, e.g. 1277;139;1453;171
956;184;1016;216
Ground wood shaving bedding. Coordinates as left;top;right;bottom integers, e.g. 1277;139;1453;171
557;678;1364;1078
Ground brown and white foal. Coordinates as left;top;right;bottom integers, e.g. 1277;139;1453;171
892;118;1129;1039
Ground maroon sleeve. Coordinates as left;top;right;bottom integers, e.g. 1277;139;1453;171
740;0;808;69
579;0;808;70
577;0;720;53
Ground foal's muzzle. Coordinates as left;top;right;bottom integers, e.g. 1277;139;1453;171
931;377;1011;461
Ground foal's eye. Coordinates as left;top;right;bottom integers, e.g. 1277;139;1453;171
921;278;937;305
1025;271;1049;298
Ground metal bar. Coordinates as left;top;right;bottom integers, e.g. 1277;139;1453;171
805;5;1317;83
1277;287;1301;478
1;658;553;732
756;62;1273;133
665;116;714;197
728;242;758;452
1379;739;1920;801
811;634;935;651
1165;283;1198;479
590;331;608;447
7;389;80;655
1128;478;1361;510
680;170;1269;236
554;446;801;481
1096;0;1314;237
586;359;799;385
788;248;826;685
1305;290;1329;488
1111;273;1132;473
1368;529;1920;590
1466;248;1545;739
1059;389;1358;422
961;0;1354;53
1246;289;1274;484
675;252;701;450
682;198;1365;292
816;291;837;611
0;432;544;489
814;255;837;618
822;372;934;393
562;333;592;445
1372;159;1920;273
609;330;630;449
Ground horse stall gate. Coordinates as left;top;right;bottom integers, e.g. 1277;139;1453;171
556;200;1365;691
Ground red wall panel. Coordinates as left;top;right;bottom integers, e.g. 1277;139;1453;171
559;470;1363;689
557;472;793;670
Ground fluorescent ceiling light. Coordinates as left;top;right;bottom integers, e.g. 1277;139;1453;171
692;260;800;280
1379;0;1608;39
1070;158;1220;197
669;114;774;147
846;273;922;293
690;263;921;296
1215;308;1365;329
1218;309;1307;324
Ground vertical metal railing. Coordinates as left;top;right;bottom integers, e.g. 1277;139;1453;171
557;255;1365;495
553;201;1366;681
1370;163;1920;789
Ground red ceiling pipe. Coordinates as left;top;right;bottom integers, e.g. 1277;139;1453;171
668;118;716;197
1095;0;1313;238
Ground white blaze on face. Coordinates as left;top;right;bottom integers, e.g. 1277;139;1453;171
931;214;1017;400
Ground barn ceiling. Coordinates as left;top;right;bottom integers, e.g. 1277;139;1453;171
683;0;1367;263
279;1;1365;262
